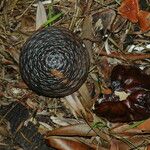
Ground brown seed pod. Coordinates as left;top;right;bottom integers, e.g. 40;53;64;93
19;26;90;98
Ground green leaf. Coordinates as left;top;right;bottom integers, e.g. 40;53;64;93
44;13;63;26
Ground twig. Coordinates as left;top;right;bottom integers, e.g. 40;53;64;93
16;0;35;19
98;50;150;61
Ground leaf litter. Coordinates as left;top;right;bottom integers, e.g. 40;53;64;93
0;0;150;150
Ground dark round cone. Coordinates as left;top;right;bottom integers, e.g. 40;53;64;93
19;26;90;98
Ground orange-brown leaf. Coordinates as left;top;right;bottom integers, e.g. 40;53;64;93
118;0;139;23
137;118;150;130
147;145;150;150
138;10;150;32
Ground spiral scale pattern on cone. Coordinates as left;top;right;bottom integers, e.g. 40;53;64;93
19;26;90;98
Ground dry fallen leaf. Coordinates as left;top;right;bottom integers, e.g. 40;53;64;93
92;9;116;32
148;145;150;150
138;10;150;32
46;137;95;150
137;118;150;131
110;139;121;150
36;1;47;30
45;123;96;137
78;83;93;109
118;0;139;23
118;0;150;32
63;93;93;120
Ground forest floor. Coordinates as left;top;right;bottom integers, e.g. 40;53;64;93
0;0;150;150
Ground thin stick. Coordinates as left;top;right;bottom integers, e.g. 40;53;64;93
98;50;150;61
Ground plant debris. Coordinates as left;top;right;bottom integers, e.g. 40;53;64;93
0;0;150;150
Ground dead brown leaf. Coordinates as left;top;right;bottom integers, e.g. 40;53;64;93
46;136;95;150
63;93;93;120
137;119;150;131
45;123;96;137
